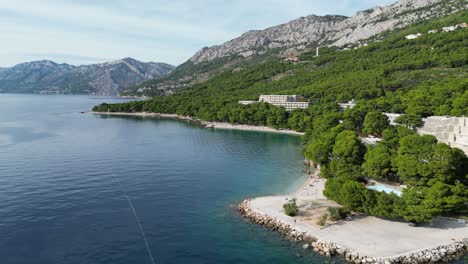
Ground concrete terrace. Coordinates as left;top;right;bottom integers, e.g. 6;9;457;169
247;176;468;259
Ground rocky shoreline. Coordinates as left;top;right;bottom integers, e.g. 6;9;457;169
238;200;467;263
238;199;314;242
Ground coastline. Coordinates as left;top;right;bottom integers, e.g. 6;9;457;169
294;166;320;196
239;166;468;263
91;111;467;263
90;111;305;136
202;122;304;136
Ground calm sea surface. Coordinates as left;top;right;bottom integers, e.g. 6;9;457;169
0;94;342;264
1;94;464;264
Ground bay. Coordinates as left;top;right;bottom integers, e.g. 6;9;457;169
0;94;340;264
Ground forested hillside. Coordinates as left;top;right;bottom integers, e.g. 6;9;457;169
94;11;468;222
97;11;467;121
122;0;466;97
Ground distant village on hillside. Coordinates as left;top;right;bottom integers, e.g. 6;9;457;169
405;22;467;39
281;22;467;64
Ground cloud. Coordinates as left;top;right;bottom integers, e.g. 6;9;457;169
0;0;396;67
0;0;234;42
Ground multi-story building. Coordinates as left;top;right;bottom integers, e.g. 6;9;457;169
275;101;310;111
239;95;310;111
259;95;309;111
259;95;296;103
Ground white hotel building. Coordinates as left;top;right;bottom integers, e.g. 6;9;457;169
239;95;310;111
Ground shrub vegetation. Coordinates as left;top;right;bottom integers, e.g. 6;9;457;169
283;198;299;217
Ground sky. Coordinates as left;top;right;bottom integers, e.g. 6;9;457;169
0;0;395;67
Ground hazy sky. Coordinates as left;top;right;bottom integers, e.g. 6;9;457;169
0;0;395;67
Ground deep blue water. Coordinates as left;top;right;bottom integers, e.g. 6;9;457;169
0;94;344;264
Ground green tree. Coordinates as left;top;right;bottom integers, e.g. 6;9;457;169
429;143;468;185
362;111;390;136
451;90;468;116
399;187;435;223
362;144;393;179
311;113;341;136
288;109;311;132
342;105;368;132
340;181;369;211
381;126;416;150
330;130;366;176
424;182;467;215
394;134;437;185
323;176;350;202
371;192;402;219
304;125;343;166
395;114;422;129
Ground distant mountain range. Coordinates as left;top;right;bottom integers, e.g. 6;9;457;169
0;58;174;95
2;0;465;97
124;0;466;96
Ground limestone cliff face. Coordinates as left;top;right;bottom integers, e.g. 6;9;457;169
191;15;347;63
190;0;465;63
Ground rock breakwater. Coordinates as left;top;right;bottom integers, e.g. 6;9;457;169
312;240;467;264
238;199;314;242
238;199;467;263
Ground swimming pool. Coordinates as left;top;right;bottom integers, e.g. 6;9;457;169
367;185;402;196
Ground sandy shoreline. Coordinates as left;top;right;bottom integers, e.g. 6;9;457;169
202;122;304;135
90;111;304;136
294;166;322;196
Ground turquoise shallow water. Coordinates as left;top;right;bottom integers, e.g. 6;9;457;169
0;94;342;264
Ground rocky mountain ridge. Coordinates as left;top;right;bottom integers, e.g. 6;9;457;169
124;0;465;97
0;58;175;95
190;0;466;63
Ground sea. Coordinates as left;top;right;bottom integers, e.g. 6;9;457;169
0;94;345;264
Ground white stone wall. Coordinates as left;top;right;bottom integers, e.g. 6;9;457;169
384;113;402;125
418;116;468;155
382;114;468;155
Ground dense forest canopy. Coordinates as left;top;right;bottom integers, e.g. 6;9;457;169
94;11;468;222
96;11;467;121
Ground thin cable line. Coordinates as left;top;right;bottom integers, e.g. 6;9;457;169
111;171;157;264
